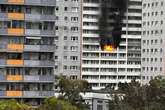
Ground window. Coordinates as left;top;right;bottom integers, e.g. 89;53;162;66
55;56;58;60
64;56;67;60
71;36;78;41
64;46;68;50
64;26;68;30
71;27;78;32
64;7;68;11
63;65;67;70
55;26;58;30
55;65;58;69
71;7;78;12
26;7;31;14
70;46;78;51
64;16;68;21
70;66;78;70
56;7;59;11
64;36;67;40
70;56;78;61
71;17;78;22
55;36;59;41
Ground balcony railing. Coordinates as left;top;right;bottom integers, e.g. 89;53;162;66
0;59;54;67
24;60;54;67
25;0;55;6
0;0;55;6
6;91;23;97
0;75;54;82
7;59;24;66
0;91;54;97
7;44;24;52
25;29;55;36
8;28;24;36
24;45;54;52
25;14;55;21
8;0;24;4
6;75;23;81
23;91;54;97
24;75;54;82
8;13;24;20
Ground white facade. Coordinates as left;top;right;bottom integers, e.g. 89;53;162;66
142;0;165;83
55;0;82;79
81;0;142;89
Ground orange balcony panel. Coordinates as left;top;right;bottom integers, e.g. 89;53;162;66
7;44;24;51
6;91;22;97
8;28;24;36
8;13;24;20
7;60;24;66
8;0;24;4
7;75;23;81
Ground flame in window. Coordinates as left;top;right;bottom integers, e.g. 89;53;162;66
103;45;114;52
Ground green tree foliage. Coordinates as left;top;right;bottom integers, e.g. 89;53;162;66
57;76;90;110
109;77;165;110
0;99;32;110
38;97;79;110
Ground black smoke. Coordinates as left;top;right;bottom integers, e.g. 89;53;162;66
99;0;128;50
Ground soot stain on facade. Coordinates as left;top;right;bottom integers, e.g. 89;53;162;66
99;0;128;51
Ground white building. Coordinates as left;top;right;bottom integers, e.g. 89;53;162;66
55;0;81;79
81;0;142;89
142;0;165;83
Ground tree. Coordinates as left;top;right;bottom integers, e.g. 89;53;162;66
108;77;165;110
38;97;80;110
0;99;32;110
57;76;90;110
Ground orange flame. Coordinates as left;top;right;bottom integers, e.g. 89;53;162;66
103;45;114;52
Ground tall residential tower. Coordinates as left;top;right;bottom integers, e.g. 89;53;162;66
55;0;81;79
0;0;55;105
81;0;142;89
142;0;165;83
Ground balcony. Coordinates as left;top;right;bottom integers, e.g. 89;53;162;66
25;29;55;36
0;60;6;66
39;91;54;97
24;60;54;67
0;75;5;81
0;13;7;20
6;91;23;97
8;13;24;20
41;30;55;36
0;91;5;96
25;0;55;6
0;29;7;35
7;44;24;52
24;45;54;52
23;91;40;97
8;28;24;36
8;0;24;4
7;59;24;66
24;75;54;82
6;75;23;81
23;91;54;97
0;45;7;52
25;14;55;21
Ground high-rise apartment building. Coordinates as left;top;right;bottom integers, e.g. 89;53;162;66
0;0;55;105
55;0;81;79
142;0;164;83
81;0;142;89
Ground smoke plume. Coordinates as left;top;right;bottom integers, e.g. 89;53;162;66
99;0;128;51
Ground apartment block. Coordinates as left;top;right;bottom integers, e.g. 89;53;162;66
142;0;165;83
82;0;142;89
55;0;81;79
0;0;55;105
